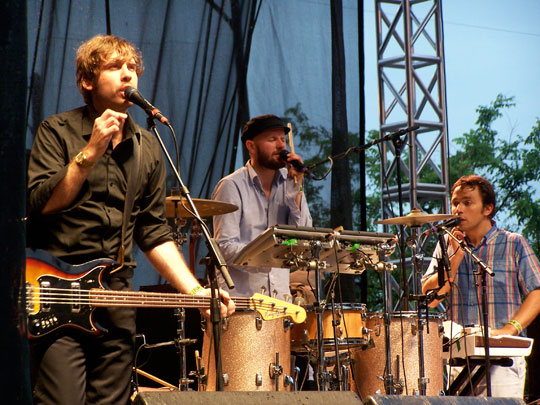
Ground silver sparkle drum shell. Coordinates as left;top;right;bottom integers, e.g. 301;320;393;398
202;309;292;391
352;311;444;397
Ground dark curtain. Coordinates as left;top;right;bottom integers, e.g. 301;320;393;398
1;0;32;402
330;0;354;301
25;0;259;281
26;0;258;198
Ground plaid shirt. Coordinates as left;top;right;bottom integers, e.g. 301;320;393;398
424;224;540;331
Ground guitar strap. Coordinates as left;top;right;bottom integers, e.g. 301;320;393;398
111;133;142;275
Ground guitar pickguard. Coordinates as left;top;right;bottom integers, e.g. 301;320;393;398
26;254;113;338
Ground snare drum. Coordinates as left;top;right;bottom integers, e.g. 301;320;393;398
202;309;292;391
290;303;368;352
352;311;444;397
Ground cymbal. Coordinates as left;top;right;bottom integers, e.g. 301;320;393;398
166;196;238;218
375;208;457;227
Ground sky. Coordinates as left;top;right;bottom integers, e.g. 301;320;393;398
436;0;540;143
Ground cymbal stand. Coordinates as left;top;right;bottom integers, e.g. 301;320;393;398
310;240;331;391
381;249;395;394
407;226;428;395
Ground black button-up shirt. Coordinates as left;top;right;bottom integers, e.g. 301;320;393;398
27;106;172;273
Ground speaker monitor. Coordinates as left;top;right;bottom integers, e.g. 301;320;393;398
133;391;362;404
364;395;526;405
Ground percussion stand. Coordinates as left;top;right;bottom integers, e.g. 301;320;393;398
146;116;234;391
325;273;347;391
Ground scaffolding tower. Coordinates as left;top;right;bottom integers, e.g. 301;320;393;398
374;0;450;309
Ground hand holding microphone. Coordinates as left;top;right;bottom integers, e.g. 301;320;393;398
279;150;306;173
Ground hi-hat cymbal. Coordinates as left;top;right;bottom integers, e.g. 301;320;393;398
166;196;238;218
375;208;457;227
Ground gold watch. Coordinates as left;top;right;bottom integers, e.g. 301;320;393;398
74;151;95;168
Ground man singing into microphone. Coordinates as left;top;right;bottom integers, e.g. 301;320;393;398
27;35;234;404
422;174;540;397
212;114;312;300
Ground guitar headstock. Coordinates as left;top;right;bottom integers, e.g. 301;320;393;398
249;293;306;324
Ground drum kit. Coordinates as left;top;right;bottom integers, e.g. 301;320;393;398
137;196;456;398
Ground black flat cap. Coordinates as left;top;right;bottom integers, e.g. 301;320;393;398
241;114;290;143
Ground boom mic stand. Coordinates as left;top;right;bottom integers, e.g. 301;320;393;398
146;116;234;392
441;226;494;396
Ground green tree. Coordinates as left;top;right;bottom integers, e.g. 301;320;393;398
449;94;540;255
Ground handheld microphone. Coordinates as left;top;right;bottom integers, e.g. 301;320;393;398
124;86;169;124
423;217;461;236
279;150;305;172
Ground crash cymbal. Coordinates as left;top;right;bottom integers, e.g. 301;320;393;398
166;196;238;218
375;208;457;227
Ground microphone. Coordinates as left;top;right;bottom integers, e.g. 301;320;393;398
423;217;461;236
124;86;169;124
279;150;306;172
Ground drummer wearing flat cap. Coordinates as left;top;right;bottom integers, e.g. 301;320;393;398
212;114;312;300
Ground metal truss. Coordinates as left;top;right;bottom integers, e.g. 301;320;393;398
374;0;450;310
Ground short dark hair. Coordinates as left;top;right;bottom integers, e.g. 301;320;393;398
241;114;290;144
451;174;496;218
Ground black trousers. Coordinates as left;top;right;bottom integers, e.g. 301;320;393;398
31;277;136;405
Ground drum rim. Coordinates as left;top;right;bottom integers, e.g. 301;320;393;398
303;303;367;311
366;311;446;320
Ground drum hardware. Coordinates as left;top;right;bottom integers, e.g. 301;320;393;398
255;316;263;331
269;352;284;391
222;374;229;386
175;308;194;391
283;374;295;390
283;318;292;330
190;350;207;392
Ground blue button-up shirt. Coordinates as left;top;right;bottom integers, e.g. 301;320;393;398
423;224;540;331
212;161;312;300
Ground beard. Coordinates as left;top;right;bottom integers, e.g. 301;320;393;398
256;149;286;170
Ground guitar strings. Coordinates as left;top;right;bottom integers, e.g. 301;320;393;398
26;286;300;316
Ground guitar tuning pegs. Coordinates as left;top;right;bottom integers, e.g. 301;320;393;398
272;289;278;298
260;286;267;295
283;293;292;303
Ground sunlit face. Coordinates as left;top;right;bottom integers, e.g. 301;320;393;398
247;128;287;170
83;51;138;113
451;185;493;232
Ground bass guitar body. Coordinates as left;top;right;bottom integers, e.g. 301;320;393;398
26;249;116;338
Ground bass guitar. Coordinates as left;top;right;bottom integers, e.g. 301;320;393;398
25;249;306;338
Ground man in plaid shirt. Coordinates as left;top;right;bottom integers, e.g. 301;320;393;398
422;174;540;397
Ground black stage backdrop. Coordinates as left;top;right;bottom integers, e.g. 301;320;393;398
25;0;260;285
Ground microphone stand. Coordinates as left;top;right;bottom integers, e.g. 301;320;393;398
146;116;234;391
304;126;418;310
304;125;419;175
441;226;494;396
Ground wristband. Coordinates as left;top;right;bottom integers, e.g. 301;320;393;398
298;184;303;193
188;285;204;296
507;319;523;333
